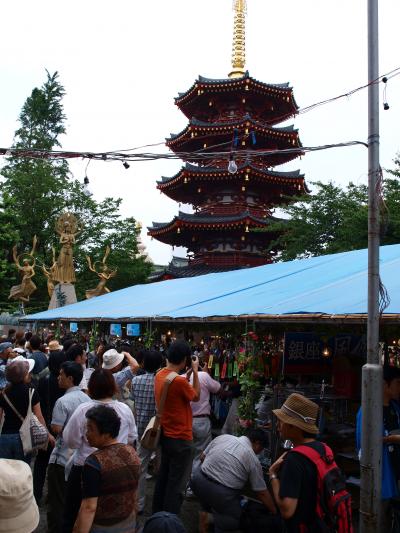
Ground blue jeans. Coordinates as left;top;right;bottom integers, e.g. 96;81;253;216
0;433;30;463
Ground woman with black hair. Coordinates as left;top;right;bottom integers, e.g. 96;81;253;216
0;359;50;462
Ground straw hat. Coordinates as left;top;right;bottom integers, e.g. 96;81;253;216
0;459;39;533
102;349;124;370
48;340;63;351
273;393;319;434
7;355;35;374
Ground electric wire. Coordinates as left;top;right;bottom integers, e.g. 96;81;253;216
0;65;398;165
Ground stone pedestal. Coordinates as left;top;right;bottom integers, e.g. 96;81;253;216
48;283;77;310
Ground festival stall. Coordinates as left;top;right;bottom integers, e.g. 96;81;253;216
20;244;400;487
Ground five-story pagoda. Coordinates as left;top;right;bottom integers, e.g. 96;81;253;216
148;0;306;278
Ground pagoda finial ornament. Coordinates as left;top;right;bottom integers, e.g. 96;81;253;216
229;0;247;79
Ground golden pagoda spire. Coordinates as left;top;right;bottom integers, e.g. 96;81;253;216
228;0;247;79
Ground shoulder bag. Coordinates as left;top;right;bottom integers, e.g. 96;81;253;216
3;388;48;455
140;371;178;450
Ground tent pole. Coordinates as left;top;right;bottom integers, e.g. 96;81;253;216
360;1;382;531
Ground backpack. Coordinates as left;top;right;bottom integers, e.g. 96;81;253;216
293;442;353;533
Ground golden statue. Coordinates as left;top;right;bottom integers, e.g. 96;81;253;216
53;213;81;284
42;247;57;299
8;236;37;303
85;246;117;299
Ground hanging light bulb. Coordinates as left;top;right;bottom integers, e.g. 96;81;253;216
123;161;130;169
228;155;238;174
322;346;331;358
83;176;92;197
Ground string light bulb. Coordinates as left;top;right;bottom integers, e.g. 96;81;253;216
228;156;238;174
83;176;92;197
123;161;130;169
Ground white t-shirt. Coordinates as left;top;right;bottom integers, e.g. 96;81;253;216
63;399;138;466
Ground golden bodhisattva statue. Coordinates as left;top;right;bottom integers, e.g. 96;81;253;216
85;246;117;299
86;246;117;299
42;247;57;299
53;213;81;284
8;236;38;303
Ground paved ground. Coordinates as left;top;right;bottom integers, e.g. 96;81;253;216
34;476;201;533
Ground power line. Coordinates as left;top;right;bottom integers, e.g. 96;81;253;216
0;141;367;165
1;64;397;166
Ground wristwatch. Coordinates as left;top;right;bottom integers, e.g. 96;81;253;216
269;474;278;480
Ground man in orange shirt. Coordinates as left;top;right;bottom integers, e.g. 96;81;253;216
152;340;200;515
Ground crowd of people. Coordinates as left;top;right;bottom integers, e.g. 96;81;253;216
0;328;374;533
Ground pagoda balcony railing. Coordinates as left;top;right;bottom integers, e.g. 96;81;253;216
189;253;268;268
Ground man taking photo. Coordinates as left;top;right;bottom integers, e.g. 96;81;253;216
152;340;200;515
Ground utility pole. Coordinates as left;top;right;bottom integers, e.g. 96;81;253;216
360;1;382;532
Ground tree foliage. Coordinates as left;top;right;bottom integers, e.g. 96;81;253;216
266;172;400;261
0;71;151;313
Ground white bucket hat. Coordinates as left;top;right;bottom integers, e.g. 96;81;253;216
102;349;124;370
7;355;35;374
0;459;39;533
13;347;26;355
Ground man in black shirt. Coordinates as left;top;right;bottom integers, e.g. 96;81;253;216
268;393;321;533
28;335;48;378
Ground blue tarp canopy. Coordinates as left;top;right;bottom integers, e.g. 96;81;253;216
22;244;400;322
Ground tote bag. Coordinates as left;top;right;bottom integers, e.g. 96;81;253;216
3;388;48;455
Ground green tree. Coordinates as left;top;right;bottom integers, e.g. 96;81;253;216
266;172;400;261
75;217;151;300
0;71;151;313
384;158;400;243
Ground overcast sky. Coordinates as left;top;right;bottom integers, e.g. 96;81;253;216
1;0;399;265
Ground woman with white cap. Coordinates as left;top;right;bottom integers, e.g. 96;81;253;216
0;357;49;463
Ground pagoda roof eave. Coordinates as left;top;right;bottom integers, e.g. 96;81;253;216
175;71;299;110
148;211;280;236
157;163;304;187
166;117;300;149
167;115;297;143
190;116;296;131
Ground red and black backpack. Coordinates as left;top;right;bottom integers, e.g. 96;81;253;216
293;442;353;533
